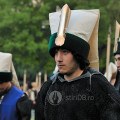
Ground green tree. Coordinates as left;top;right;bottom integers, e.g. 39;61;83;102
0;0;120;82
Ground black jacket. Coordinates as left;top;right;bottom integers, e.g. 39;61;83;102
17;93;34;120
35;68;120;120
114;70;120;93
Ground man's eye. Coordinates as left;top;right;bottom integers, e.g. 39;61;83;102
115;58;120;61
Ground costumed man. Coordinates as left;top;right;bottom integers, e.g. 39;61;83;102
0;52;33;120
0;52;21;89
35;4;120;120
113;21;120;93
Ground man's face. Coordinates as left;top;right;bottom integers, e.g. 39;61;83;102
0;82;11;93
55;49;79;75
115;54;120;72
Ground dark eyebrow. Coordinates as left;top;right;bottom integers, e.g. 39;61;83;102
115;57;120;60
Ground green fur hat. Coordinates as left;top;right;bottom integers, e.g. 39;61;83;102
49;32;90;59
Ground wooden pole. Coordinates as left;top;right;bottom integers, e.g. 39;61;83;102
56;5;61;12
114;21;120;53
106;26;111;80
44;72;47;82
38;72;41;89
23;70;27;92
35;74;38;87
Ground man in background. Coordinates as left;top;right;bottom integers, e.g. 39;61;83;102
0;52;33;120
114;38;120;93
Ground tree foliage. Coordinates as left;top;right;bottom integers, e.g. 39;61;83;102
0;0;120;82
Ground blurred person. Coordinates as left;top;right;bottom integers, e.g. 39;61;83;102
35;4;120;120
111;21;120;93
27;82;38;102
0;51;20;89
114;37;120;93
0;52;33;120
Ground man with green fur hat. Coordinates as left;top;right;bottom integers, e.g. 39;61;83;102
0;52;33;120
35;4;120;120
113;21;120;93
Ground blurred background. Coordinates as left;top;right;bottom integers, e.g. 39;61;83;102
0;0;120;85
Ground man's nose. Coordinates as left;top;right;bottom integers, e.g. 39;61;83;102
55;52;63;62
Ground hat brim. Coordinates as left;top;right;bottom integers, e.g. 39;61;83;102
49;33;90;59
0;72;12;83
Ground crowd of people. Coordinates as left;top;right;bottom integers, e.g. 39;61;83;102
0;4;120;120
